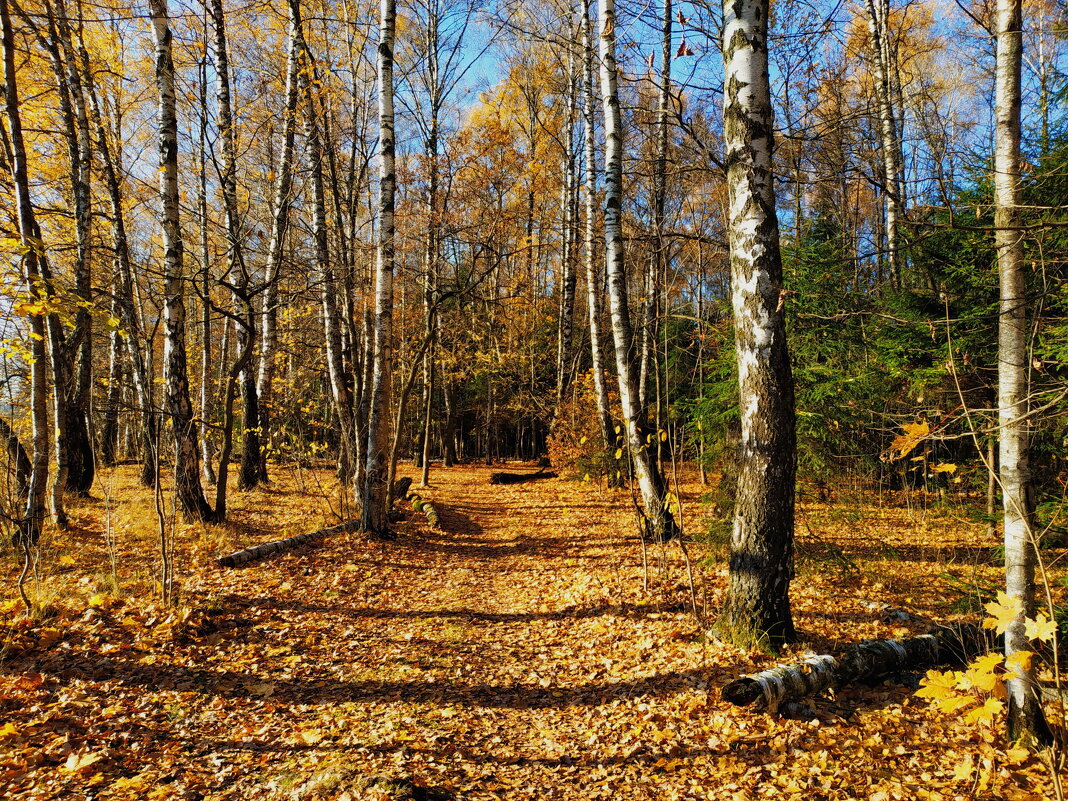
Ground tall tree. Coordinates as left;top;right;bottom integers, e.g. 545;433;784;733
716;0;797;647
862;0;906;283
2;0;49;546
149;0;213;520
598;0;678;541
994;0;1050;744
361;0;397;534
258;5;302;484
580;0;613;457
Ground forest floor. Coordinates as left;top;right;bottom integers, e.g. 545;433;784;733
0;463;1064;800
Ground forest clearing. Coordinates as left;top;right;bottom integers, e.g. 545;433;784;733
0;463;1062;800
2;0;1068;796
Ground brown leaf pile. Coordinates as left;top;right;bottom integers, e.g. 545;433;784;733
0;465;1060;800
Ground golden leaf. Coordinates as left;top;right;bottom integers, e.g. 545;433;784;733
983;590;1022;635
1024;613;1056;643
889;421;930;460
963;697;1003;725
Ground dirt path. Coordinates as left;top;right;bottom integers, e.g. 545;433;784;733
1;465;1054;800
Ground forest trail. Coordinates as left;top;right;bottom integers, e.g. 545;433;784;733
0;466;1054;800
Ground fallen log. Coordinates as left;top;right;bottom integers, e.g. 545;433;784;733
217;520;359;568
721;623;990;711
488;469;557;485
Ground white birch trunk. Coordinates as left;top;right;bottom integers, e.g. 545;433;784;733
994;0;1049;744
361;0;396;534
598;0;677;540
717;0;796;646
149;0;212;520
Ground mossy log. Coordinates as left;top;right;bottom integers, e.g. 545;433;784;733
409;494;439;528
488;469;557;485
721;623;989;711
217;520;359;568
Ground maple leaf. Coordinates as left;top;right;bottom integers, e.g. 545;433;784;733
1005;649;1033;673
963;697;1003;725
916;669;958;700
888;421;930;460
1024;613;1056;643
983;590;1022;635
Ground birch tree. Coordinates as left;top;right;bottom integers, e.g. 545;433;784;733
994;0;1050;744
598;0;678;541
2;0;49;547
580;0;613;457
361;0;397;534
862;0;906;283
716;0;797;647
149;0;213;520
257;7;302;484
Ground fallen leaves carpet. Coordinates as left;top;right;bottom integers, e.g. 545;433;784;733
0;465;1058;800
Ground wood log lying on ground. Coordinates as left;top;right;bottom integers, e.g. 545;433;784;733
721;623;990;711
217;520;359;568
488;468;557;485
409;493;439;528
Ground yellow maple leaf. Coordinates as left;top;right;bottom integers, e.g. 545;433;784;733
931;463;957;474
916;669;958;700
889;421;930;460
983;591;1022;635
1024;613;1056;643
1005;649;1033;674
964;652;1003;693
964;697;1003;725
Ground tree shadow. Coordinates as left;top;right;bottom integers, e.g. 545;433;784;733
4;656;711;711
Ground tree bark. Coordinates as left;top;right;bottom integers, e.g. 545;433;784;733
2;0;50;546
598;0;678;540
862;0;905;285
290;0;357;482
361;0;396;535
993;0;1050;745
150;0;212;521
257;9;302;483
716;0;797;647
580;0;614;459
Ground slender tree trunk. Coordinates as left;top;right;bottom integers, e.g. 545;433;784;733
994;0;1049;745
195;43;216;487
291;0;356;481
79;37;156;485
716;0;797;647
599;0;677;539
2;0;48;546
581;0;614;458
150;0;212;521
556;34;578;408
51;0;95;495
258;13;301;483
863;0;905;285
208;0;261;494
361;0;396;534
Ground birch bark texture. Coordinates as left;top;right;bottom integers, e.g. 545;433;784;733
862;0;905;284
581;0;614;456
717;0;797;646
149;0;212;520
361;0;397;534
993;0;1050;744
598;0;678;540
2;0;49;546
